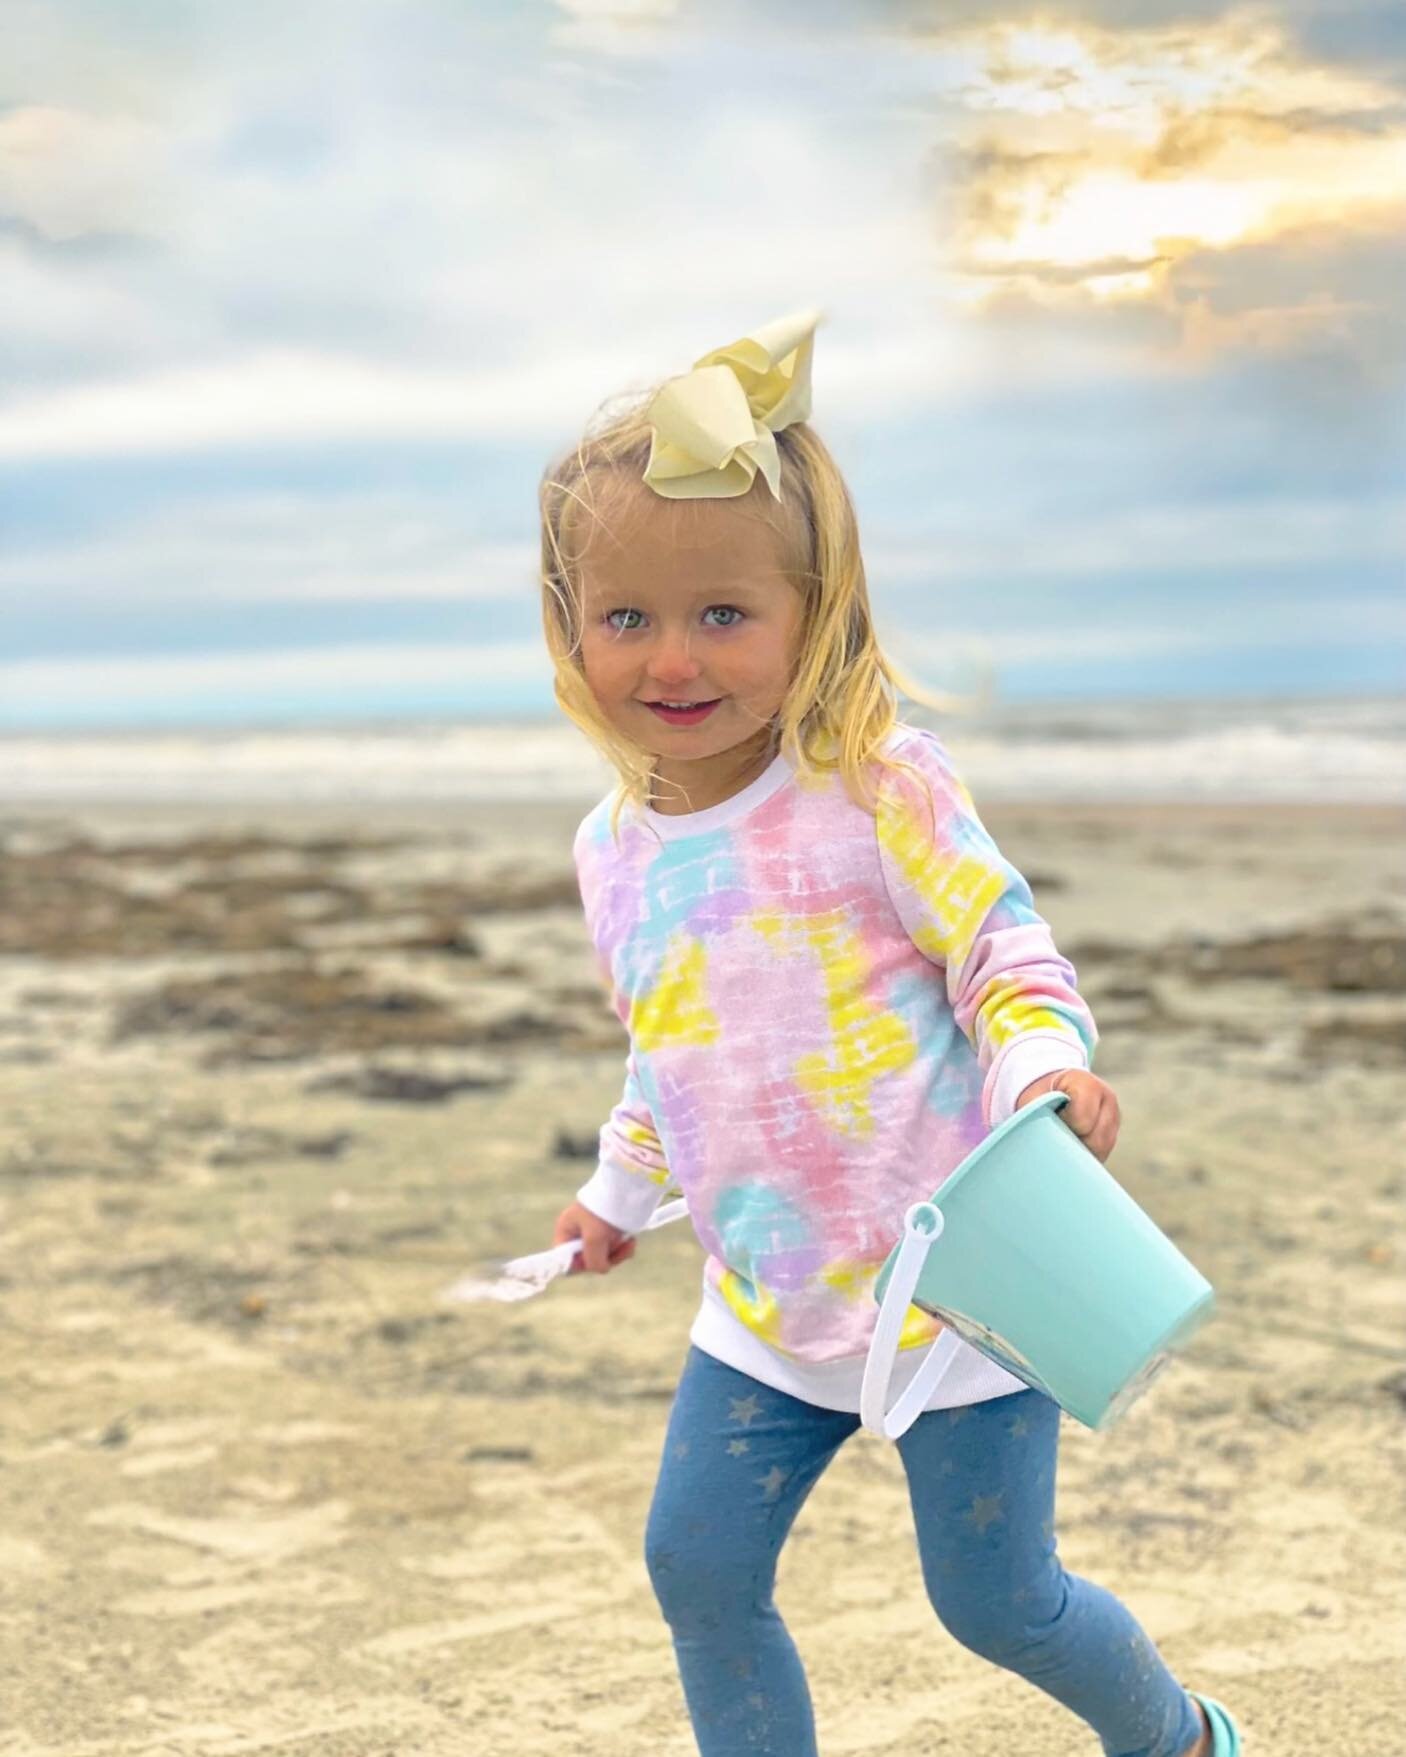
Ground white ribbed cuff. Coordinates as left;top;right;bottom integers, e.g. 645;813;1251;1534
576;1160;669;1233
986;1033;1090;1129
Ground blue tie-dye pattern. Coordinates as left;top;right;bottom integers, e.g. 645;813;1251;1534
612;932;665;1008
927;1058;980;1123
714;1181;823;1295
632;1051;670;1148
886;968;948;1041
886;970;970;1120
948;813;989;858
949;817;1037;917
644;834;750;942
607;835;750;1005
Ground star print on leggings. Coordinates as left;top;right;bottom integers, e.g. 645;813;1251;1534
968;1492;1005;1534
756;1465;790;1502
728;1394;763;1426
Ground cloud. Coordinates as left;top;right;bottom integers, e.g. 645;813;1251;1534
882;593;1406;674
0;104;176;243
867;491;1404;584
914;13;1406;360
1169;216;1405;337
0;638;554;729
0;491;537;609
550;0;683;55
735;2;1406;81
0;348;637;459
0;270;1028;461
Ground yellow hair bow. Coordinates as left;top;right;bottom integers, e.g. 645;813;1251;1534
641;307;823;501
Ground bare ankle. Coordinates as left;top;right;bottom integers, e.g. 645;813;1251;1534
1180;1698;1212;1757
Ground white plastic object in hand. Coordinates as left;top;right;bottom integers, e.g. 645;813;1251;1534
859;1202;963;1439
441;1196;690;1304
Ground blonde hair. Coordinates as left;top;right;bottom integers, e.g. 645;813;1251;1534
538;389;987;842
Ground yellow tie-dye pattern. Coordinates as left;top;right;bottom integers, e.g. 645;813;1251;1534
899;1304;944;1350
968;981;1073;1054
878;792;1009;969
821;1258;943;1350
717;1267;785;1346
628;933;719;1052
616;1119;674;1186
752;909;915;1138
819;1258;869;1301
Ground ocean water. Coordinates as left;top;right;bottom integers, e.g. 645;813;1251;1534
0;696;1400;806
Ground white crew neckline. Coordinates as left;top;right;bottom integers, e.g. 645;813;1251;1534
639;745;796;839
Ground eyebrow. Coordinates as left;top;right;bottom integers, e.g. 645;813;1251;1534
585;579;772;605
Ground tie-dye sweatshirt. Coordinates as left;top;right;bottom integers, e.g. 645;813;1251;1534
572;723;1098;1412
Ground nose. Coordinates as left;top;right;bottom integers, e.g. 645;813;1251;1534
645;625;703;685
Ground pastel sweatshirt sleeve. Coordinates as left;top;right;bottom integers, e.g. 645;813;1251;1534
571;818;674;1233
575;1043;675;1233
875;731;1097;1130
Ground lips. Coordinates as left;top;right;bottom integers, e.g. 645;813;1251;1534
646;699;721;725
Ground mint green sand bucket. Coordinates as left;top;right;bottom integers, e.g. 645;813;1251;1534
860;1091;1216;1438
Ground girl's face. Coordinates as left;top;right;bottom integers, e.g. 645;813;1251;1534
577;492;805;809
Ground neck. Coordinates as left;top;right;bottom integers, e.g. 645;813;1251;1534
649;731;780;816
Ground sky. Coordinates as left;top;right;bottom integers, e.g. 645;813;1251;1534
1;0;1403;731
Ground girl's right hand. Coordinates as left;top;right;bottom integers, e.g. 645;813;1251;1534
552;1201;638;1275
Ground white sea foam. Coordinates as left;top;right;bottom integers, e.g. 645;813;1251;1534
0;697;1400;805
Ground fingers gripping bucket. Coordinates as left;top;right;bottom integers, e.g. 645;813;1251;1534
860;1092;1216;1438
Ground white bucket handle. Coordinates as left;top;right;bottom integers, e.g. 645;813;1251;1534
860;1202;964;1440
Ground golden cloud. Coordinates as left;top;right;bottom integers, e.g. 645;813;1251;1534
919;16;1406;345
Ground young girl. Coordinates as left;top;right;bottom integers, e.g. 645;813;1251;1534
539;310;1241;1757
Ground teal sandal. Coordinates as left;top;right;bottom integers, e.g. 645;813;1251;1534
1188;1692;1242;1755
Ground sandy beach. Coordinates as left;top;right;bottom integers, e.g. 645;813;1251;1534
1;795;1403;1756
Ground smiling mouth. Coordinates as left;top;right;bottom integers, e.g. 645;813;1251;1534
645;699;722;723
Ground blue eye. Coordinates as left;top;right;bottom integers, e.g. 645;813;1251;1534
602;605;745;631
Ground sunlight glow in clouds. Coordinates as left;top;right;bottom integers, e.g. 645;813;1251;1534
932;18;1406;311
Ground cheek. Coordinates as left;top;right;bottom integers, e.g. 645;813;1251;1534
579;634;626;692
733;631;795;694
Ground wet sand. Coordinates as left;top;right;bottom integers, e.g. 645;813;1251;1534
1;797;1403;1754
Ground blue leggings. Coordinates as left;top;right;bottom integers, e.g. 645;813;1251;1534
645;1346;1202;1757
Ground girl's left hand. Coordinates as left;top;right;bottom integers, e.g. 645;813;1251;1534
1014;1069;1120;1163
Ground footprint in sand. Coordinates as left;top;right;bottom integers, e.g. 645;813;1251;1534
87;1497;351;1564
